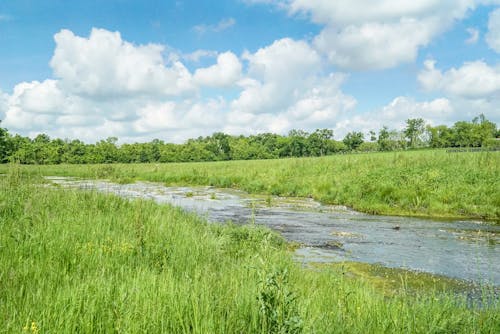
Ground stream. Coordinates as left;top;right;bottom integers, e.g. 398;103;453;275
47;177;500;287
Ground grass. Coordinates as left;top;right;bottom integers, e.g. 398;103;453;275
0;166;498;333
2;149;499;221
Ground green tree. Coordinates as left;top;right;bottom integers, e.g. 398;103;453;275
343;131;364;151
378;126;406;151
369;130;377;142
472;114;497;146
404;118;426;148
285;130;309;157
426;125;453;148
206;132;232;160
95;137;119;163
0;121;9;162
307;129;333;156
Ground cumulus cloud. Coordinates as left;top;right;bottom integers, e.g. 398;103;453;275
232;38;323;115
287;0;473;25
15;80;66;114
2;28;240;142
314;18;440;70
193;52;242;87
418;60;500;98
51;28;196;98
486;8;500;52
0;93;7;124
247;0;486;70
227;38;357;135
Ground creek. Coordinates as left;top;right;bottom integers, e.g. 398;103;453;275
47;177;500;287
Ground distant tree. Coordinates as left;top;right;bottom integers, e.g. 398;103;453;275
472;114;497;146
307;129;333;156
357;141;378;152
377;126;391;151
95;137;119;163
343;131;364;151
206;132;231;160
0;121;9;162
63;139;88;164
426;125;453;148
369;130;377;142
451;121;474;147
286;130;309;157
404;118;426;148
378;126;406;151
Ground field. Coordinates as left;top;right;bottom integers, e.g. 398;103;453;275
1;167;498;333
4;149;499;221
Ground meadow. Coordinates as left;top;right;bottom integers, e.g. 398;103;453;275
4;149;499;221
0;166;498;333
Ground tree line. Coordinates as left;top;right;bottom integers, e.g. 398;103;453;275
0;115;498;164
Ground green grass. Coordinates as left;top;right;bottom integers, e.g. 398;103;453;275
0;167;498;333
3;149;499;221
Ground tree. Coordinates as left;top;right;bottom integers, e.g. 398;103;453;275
285;130;309;157
95;137;119;163
426;125;453;148
343;131;364;151
378;126;406;151
473;114;497;146
206;132;231;160
452;121;474;147
404;118;426;148
307;129;333;156
0;121;9;162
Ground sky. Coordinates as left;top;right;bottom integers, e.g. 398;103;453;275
0;0;499;143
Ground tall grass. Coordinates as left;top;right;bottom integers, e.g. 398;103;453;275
0;167;498;333
3;149;498;221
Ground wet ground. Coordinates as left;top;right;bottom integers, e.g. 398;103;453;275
47;177;500;286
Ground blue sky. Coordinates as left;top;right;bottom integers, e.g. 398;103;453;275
0;0;499;142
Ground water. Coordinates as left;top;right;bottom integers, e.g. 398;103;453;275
47;177;500;286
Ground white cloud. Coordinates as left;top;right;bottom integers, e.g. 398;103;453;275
287;0;473;26
331;96;456;138
306;0;474;70
228;38;356;135
465;27;480;44
314;18;440;70
246;0;485;70
0;28;207;142
232;38;323;115
0;90;7;119
486;8;500;52
419;60;500;98
6;21;497;145
193;52;242;87
15;80;66;114
415;58;500;129
51;28;196;98
33;35;355;140
0;28;256;143
193;18;236;35
183;49;218;62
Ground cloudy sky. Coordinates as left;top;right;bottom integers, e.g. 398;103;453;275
0;0;499;143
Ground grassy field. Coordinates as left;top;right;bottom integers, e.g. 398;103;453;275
3;149;499;221
1;167;498;333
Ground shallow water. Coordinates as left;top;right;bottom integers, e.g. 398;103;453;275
47;177;500;286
